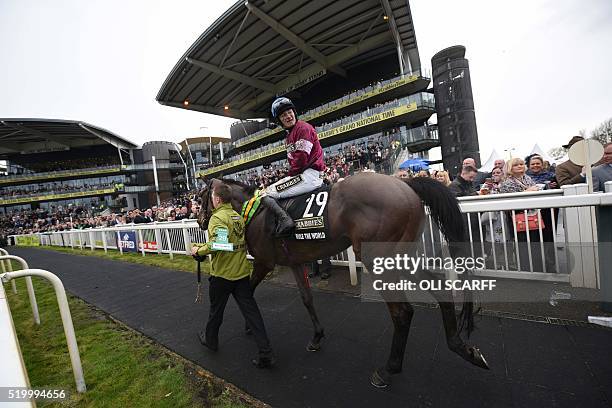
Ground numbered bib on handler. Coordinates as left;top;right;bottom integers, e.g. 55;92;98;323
215;227;229;244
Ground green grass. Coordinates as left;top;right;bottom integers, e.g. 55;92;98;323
39;246;211;275
4;277;250;407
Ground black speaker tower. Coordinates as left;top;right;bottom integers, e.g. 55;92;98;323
431;45;481;177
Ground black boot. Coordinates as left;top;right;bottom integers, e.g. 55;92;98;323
261;196;294;236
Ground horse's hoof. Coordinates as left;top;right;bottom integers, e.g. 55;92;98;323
370;368;390;388
468;346;490;370
306;341;321;352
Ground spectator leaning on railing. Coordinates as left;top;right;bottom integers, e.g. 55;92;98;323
592;142;612;192
449;165;478;197
499;157;556;273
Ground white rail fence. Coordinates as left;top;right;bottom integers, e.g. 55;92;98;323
0;257;87;394
8;183;612;289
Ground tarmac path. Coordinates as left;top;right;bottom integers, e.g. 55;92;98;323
7;247;612;407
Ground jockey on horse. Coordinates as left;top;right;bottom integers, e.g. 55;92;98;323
259;97;327;236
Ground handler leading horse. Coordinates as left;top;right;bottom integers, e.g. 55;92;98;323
198;173;489;387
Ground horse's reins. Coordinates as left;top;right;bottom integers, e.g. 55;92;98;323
194;179;214;304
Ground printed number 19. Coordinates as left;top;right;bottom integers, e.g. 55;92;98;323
303;191;328;217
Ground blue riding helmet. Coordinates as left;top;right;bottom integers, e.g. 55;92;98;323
271;97;296;120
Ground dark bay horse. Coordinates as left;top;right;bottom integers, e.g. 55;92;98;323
198;173;488;387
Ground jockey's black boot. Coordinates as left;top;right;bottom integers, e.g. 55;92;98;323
261;196;294;236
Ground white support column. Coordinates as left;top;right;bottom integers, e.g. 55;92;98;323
346;246;358;286
154;226;163;255
164;229;174;260
182;224;192;256
102;231;108;253
152;155;161;206
117;231;123;254
562;184;599;288
138;230;146;257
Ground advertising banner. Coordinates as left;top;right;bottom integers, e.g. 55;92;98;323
118;231;137;252
15;235;41;247
139;241;158;251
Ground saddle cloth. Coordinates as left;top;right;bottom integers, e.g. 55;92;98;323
280;184;332;240
241;184;332;240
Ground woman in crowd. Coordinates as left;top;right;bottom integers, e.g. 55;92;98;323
167;209;177;222
499;158;555;272
478;167;504;195
499;158;538;193
526;155;557;189
434;170;451;187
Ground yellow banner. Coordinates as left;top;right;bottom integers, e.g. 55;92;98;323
318;102;417;140
302;75;418;122
0;167;122;185
198;101;418;177
15;235;41;247
0;188;117;206
234;75;419;149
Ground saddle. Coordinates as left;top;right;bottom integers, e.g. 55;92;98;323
241;184;332;240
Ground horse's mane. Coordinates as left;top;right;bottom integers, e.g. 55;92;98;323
219;178;258;196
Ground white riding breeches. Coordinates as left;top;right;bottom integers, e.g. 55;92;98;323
264;168;324;199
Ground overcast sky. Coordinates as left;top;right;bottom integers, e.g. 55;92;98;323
1;0;611;160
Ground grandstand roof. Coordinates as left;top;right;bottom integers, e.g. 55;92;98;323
178;136;231;155
0;119;138;159
157;0;421;120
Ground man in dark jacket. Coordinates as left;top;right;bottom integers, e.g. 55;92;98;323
449;166;478;197
449;165;481;256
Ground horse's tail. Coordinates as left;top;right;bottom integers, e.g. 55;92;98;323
404;177;465;243
404;177;476;336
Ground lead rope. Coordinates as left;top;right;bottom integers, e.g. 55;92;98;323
194;258;203;303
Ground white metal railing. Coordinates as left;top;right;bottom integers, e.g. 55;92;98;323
10;184;612;289
1;268;86;393
0;254;40;325
0;281;31;402
450;184;610;288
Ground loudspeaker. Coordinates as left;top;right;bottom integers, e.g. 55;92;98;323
432;46;481;176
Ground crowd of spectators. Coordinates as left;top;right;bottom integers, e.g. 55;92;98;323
235;74;413;147
0;190;202;240
204;92;429;172
3;156;121;175
1;182;118;200
231;138;402;187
